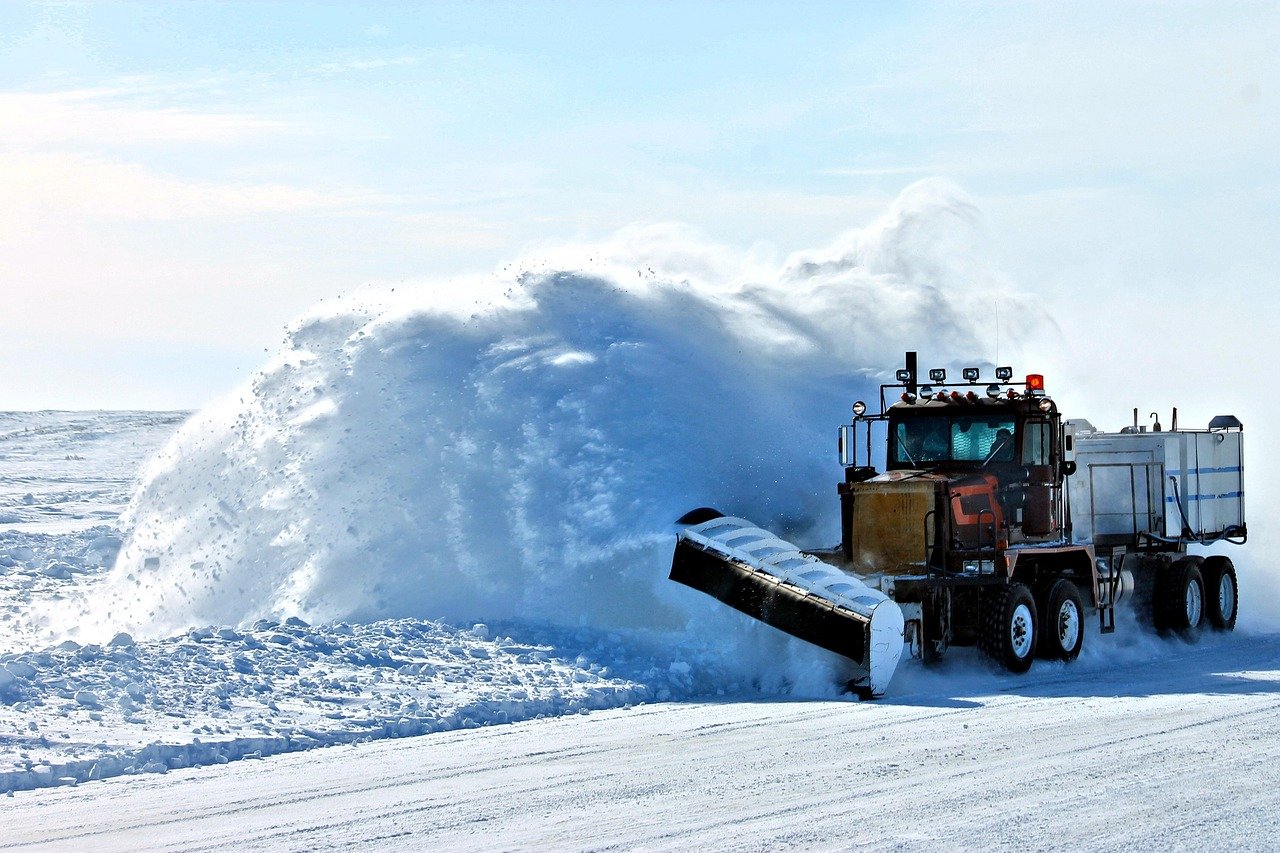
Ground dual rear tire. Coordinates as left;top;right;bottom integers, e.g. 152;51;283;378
981;578;1085;673
1154;556;1205;636
1037;579;1085;662
1153;555;1238;636
980;583;1038;673
1202;556;1238;631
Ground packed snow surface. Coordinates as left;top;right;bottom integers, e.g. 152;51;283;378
0;412;186;532
8;634;1280;851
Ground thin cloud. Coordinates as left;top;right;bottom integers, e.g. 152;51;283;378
313;56;421;74
0;89;293;146
821;165;953;178
0;152;389;222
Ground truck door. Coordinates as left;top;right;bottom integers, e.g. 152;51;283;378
1022;418;1058;535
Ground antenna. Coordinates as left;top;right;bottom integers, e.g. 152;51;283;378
994;295;1000;367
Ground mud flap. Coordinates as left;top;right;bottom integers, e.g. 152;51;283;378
670;516;905;697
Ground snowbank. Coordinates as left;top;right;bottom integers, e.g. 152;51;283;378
59;181;1044;682
0;616;655;793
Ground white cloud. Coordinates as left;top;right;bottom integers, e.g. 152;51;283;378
820;166;953;178
314;56;420;74
0;151;378;222
0;89;291;146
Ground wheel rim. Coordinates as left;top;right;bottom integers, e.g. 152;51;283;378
1220;573;1236;622
1010;603;1034;658
1186;578;1203;625
1057;599;1081;650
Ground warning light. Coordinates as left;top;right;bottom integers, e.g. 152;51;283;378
1026;374;1046;395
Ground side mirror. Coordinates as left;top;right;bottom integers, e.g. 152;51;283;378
1061;460;1077;477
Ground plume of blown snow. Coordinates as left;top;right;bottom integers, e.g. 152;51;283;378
52;179;1053;686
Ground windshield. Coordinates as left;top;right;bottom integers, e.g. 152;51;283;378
892;414;1017;466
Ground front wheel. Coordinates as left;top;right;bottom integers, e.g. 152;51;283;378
981;582;1037;673
1202;555;1238;631
1037;579;1085;661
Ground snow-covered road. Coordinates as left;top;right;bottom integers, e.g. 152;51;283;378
7;633;1279;851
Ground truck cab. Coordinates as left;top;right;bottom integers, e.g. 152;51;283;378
884;395;1065;542
839;380;1071;578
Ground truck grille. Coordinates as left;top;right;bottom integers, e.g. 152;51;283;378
849;478;938;574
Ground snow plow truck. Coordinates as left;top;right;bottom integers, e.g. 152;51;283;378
670;352;1246;698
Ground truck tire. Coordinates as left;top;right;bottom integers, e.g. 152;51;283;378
1037;579;1085;661
1154;557;1205;638
1201;555;1238;632
980;582;1037;673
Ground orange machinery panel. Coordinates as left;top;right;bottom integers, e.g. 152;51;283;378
949;473;1004;548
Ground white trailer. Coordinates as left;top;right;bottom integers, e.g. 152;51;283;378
1068;415;1245;547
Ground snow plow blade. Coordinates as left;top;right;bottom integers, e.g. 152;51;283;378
670;515;904;698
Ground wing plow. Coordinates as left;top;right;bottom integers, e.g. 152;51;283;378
670;515;904;697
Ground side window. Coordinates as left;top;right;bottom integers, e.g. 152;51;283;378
1022;420;1051;466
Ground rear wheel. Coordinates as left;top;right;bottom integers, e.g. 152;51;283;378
981;582;1037;673
1037;579;1085;661
1154;557;1205;639
1202;555;1238;631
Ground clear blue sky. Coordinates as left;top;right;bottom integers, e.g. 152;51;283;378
1;1;1276;409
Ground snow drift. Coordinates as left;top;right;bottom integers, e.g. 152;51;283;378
76;180;1045;665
